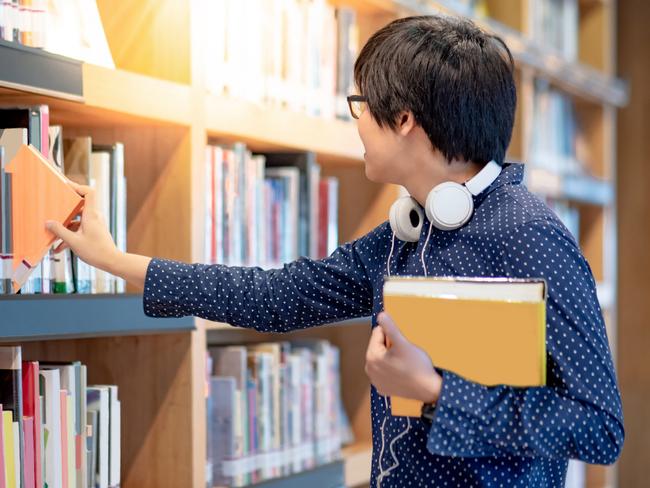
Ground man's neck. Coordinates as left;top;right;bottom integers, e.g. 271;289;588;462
403;155;483;207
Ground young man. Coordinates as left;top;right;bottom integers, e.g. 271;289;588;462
48;15;623;487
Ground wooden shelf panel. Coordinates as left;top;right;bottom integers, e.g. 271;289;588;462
392;0;627;106
343;442;372;487
0;65;193;128
0;294;195;341
205;94;365;164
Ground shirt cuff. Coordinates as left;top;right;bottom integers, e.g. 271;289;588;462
143;257;196;318
426;370;495;457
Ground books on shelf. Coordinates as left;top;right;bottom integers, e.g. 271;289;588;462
5;144;83;294
204;143;339;267
0;0;47;48
0;346;120;488
525;79;614;206
0;0;114;67
203;0;358;121
383;276;547;417
206;339;352;488
0;105;128;295
527;0;578;61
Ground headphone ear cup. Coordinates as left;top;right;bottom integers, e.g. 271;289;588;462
425;182;474;231
389;196;423;242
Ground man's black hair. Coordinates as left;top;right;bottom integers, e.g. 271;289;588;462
354;15;516;166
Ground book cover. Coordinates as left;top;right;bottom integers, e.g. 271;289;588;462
264;152;320;259
86;387;108;488
0;346;23;488
383;276;547;417
22;416;35;488
88;150;112;293
5;144;84;292
22;361;42;488
209;376;236;487
62;137;93;293
47;125;74;294
2;411;15;488
40;368;63;488
92;386;119;488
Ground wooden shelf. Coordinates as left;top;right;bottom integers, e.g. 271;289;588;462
205;94;365;164
81;64;193;126
0;294;195;341
0;64;193;128
343;442;373;488
235;460;345;488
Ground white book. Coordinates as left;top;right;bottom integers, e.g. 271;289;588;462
95;386;121;488
41;369;63;488
89;152;112;293
86;387;109;488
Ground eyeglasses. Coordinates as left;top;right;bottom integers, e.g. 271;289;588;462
347;95;368;119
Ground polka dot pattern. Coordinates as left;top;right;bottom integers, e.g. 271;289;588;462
143;163;624;487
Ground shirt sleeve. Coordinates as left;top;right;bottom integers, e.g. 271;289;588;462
142;224;386;332
426;219;624;464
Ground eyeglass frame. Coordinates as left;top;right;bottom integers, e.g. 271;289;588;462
347;95;368;119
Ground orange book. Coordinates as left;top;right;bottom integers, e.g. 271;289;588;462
383;276;547;417
5;144;84;292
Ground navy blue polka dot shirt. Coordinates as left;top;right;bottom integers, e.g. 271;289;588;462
143;163;624;487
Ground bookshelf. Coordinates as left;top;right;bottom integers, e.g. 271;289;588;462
0;1;625;488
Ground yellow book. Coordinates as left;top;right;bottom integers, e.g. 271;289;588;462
3;410;16;488
383;276;547;417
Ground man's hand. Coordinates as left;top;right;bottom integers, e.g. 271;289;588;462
365;312;442;404
45;179;120;271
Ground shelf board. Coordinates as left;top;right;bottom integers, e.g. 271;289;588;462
343;442;372;487
202;316;371;334
81;64;193;126
0;64;193;128
238;459;345;488
205;94;365;164
0;294;195;341
0;40;83;101
392;0;627;106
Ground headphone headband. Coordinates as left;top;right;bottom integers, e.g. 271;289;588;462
464;160;502;196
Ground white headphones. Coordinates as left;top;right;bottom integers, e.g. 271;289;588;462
388;160;502;240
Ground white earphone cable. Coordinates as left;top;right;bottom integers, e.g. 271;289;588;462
378;230;425;486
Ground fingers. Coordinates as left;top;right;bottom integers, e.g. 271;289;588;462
377;312;405;349
45;220;77;246
65;178;96;214
52;240;70;254
65;178;92;196
367;324;387;357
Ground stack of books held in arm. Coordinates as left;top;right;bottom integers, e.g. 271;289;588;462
383;276;547;417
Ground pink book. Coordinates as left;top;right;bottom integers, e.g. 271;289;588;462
22;361;42;488
60;391;68;488
23;417;35;488
0;405;6;488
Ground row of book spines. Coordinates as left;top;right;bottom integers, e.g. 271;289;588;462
205;0;357;120
0;346;120;488
0;0;47;48
205;143;338;268
207;340;348;488
0;104;127;295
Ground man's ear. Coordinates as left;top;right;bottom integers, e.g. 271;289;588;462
397;111;416;136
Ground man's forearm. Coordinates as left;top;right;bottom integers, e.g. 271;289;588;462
104;251;152;290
